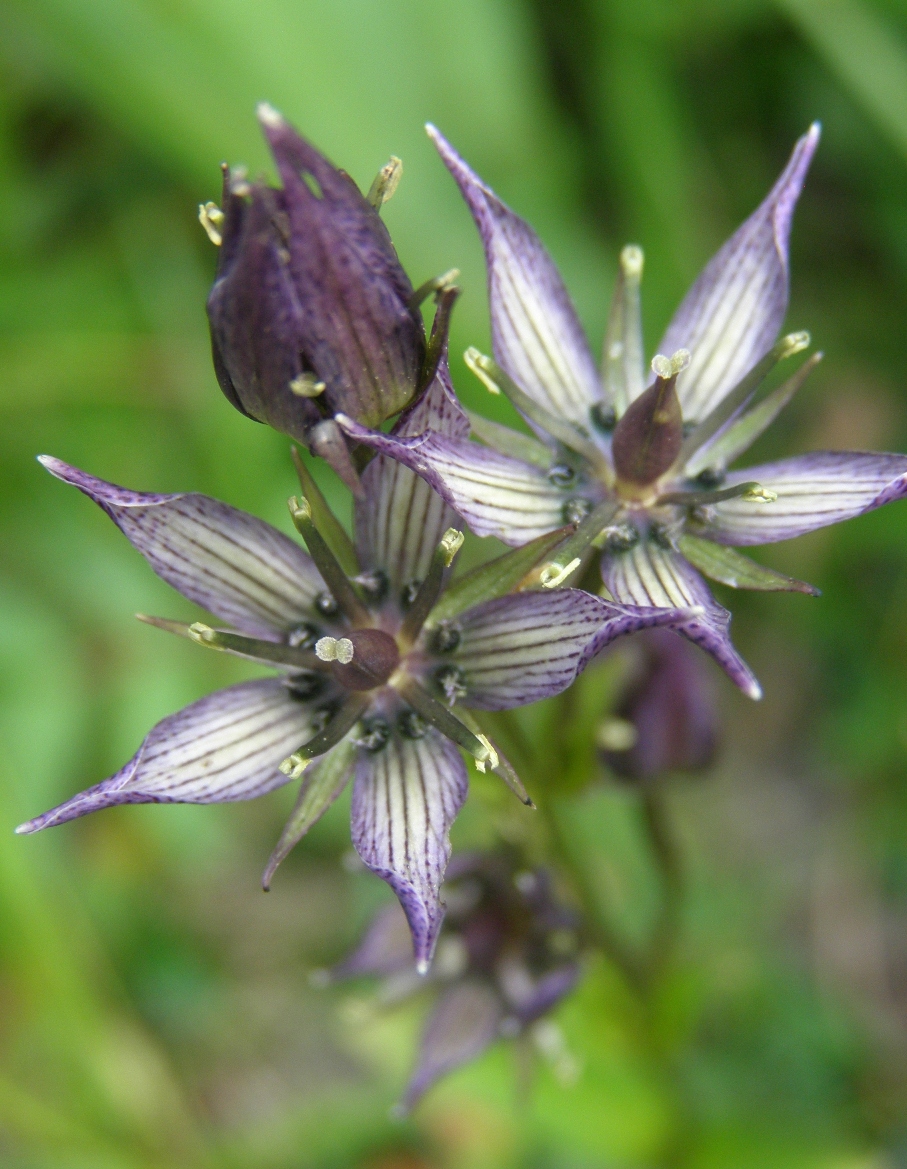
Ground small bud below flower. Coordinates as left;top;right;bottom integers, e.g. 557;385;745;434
289;373;326;398
315;636;355;664
198;201;224;245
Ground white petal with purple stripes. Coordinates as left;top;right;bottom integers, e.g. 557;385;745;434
40;457;324;637
355;365;467;590
658;124;819;422
351;730;468;970
698;451;907;546
602;540;761;699
428;126;601;429
17;679;315;833
454;590;613;710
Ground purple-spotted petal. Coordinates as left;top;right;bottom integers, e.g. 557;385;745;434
331;901;416;980
40;457;323;637
351;730;468;970
454;589;624;709
602;540;762;700
428;125;601;428
400;979;503;1112
355;361;467;590
658;125;819;422
698;451;907;546
338;421;566;545
16;679;313;833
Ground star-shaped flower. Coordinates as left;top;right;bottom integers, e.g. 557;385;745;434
339;124;907;698
18;365;682;968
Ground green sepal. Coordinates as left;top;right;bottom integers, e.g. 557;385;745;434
291;446;359;576
679;534;819;595
467;411;552;469
428;527;571;623
262;737;357;890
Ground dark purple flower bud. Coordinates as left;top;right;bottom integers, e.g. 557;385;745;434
206;104;427;488
599;628;719;782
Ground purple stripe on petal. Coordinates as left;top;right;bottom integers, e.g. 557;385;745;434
400;979;502;1113
338;421;566;545
355;362;467;590
658;125;819;422
602;540;762;699
39;457;323;637
16;679;313;833
454;589;616;709
698;451;907;546
351;730;468;970
428;125;601;428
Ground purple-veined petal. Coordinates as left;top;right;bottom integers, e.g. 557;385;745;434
351;730;468;971
601;539;762;699
400;979;503;1113
338;421;567;545
355;362;467;591
40;457;323;637
331;901;416;980
428;125;601;428
16;679;314;833
697;451;907;546
658;124;819;422
453;589;619;710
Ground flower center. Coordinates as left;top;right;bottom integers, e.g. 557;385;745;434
315;628;401;692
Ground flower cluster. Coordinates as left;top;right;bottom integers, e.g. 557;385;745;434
19;104;907;1106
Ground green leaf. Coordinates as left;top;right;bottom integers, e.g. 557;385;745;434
292;446;359;576
679;534;820;594
261;738;357;890
466;410;553;468
428;527;571;623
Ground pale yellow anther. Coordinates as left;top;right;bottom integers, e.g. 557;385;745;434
188;622;215;644
780;331;810;358
288;495;313;522
742;485;778;503
315;636;354;664
367;155;403;209
279;753;311;780
198;202;224;246
289;373;326;398
620;244;644;278
464;347;501;394
473;734;499;773
439;528;465;566
669;348;691;375
595;718;638;752
540;557;582;589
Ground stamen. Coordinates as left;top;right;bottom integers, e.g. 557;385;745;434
367;155;403;209
472;734;499;773
315;636;355;664
182;621;321;670
603;245;645;416
538;498;618;589
289;495;371;626
198;201;224;246
399;528;464;644
279;694;370;779
676;332;811;469
465;348;614;483
291;447;359;577
408;268;461;310
656;481;777;507
289;373;326;398
444;707;535;807
396;680;495;770
419;282;460;394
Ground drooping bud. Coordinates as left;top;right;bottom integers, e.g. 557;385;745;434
611;351;688;488
600;629;718;782
206;105;428;483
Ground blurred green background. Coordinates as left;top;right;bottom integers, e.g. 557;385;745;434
2;0;907;1165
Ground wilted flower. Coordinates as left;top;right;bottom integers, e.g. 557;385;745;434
205;104;450;492
598;629;718;782
333;851;581;1111
340;124;907;699
18;363;682;968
